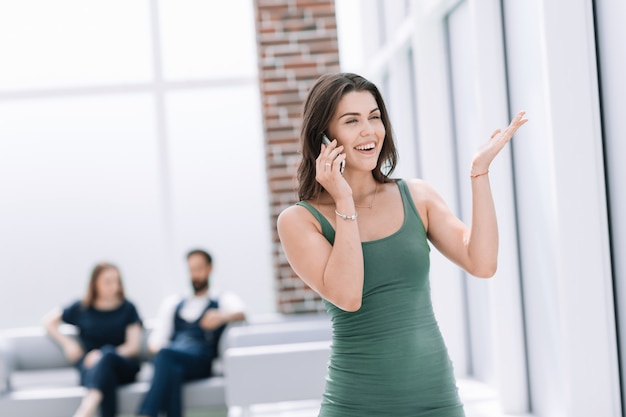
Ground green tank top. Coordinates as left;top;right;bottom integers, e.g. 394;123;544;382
297;179;464;417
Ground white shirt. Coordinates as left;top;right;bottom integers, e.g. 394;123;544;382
148;287;245;351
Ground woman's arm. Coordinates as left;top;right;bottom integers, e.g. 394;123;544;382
422;111;527;277
42;308;84;363
418;178;498;277
277;140;364;312
278;204;364;311
115;322;142;358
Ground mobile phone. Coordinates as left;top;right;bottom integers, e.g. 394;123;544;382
322;134;345;174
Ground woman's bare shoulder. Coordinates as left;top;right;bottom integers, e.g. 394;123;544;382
277;202;320;232
403;178;440;201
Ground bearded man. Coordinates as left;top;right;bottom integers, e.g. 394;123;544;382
137;249;245;417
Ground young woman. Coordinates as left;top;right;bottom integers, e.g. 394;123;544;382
43;262;143;417
277;73;527;416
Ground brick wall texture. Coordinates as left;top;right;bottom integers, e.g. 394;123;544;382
253;0;341;313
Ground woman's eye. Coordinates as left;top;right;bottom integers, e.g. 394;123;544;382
346;119;357;124
370;115;381;120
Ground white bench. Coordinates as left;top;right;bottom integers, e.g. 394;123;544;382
223;318;332;415
0;313;333;416
0;323;227;416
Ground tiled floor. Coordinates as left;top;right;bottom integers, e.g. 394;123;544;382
226;378;533;417
120;378;531;417
119;410;229;417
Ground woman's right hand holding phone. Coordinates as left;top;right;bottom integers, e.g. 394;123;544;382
315;138;351;201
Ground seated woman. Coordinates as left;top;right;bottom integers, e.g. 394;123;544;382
43;262;143;417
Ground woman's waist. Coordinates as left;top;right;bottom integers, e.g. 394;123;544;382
331;307;439;337
325;348;457;392
330;316;447;355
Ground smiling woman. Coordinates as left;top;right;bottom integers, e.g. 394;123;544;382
329;92;384;168
296;73;399;204
277;72;527;417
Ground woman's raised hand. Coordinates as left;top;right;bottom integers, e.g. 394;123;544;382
471;111;528;176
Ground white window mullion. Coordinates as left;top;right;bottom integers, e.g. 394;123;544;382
412;1;469;377
467;0;529;413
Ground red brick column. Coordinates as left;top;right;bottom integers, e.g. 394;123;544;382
253;0;340;313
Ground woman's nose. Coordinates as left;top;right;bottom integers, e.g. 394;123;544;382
361;120;375;136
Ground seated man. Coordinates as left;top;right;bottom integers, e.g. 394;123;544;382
137;249;246;417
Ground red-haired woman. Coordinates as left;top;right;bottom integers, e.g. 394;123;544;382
43;262;143;417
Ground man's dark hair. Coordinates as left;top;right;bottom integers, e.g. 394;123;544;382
186;249;212;265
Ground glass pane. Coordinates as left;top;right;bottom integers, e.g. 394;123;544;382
503;0;564;413
165;85;274;313
596;0;626;408
159;0;257;80
0;94;167;327
0;0;153;90
446;0;495;384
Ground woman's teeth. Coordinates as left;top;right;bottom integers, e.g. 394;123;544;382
355;143;375;150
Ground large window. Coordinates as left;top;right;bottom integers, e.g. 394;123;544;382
336;0;622;415
0;0;275;328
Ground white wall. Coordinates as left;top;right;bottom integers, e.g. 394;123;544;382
0;0;276;329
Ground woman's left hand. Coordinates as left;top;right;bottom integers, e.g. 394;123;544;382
83;349;102;369
471;110;528;176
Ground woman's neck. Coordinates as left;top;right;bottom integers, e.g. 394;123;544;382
93;296;122;310
315;173;378;206
343;172;379;202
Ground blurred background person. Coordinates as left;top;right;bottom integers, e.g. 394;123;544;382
137;248;245;417
43;261;143;417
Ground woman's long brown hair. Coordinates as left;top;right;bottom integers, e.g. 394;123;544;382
297;73;399;201
82;262;125;307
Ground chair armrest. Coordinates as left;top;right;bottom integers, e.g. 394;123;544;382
0;333;17;392
223;340;331;407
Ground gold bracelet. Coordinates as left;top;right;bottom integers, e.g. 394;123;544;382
470;170;489;178
335;209;358;221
